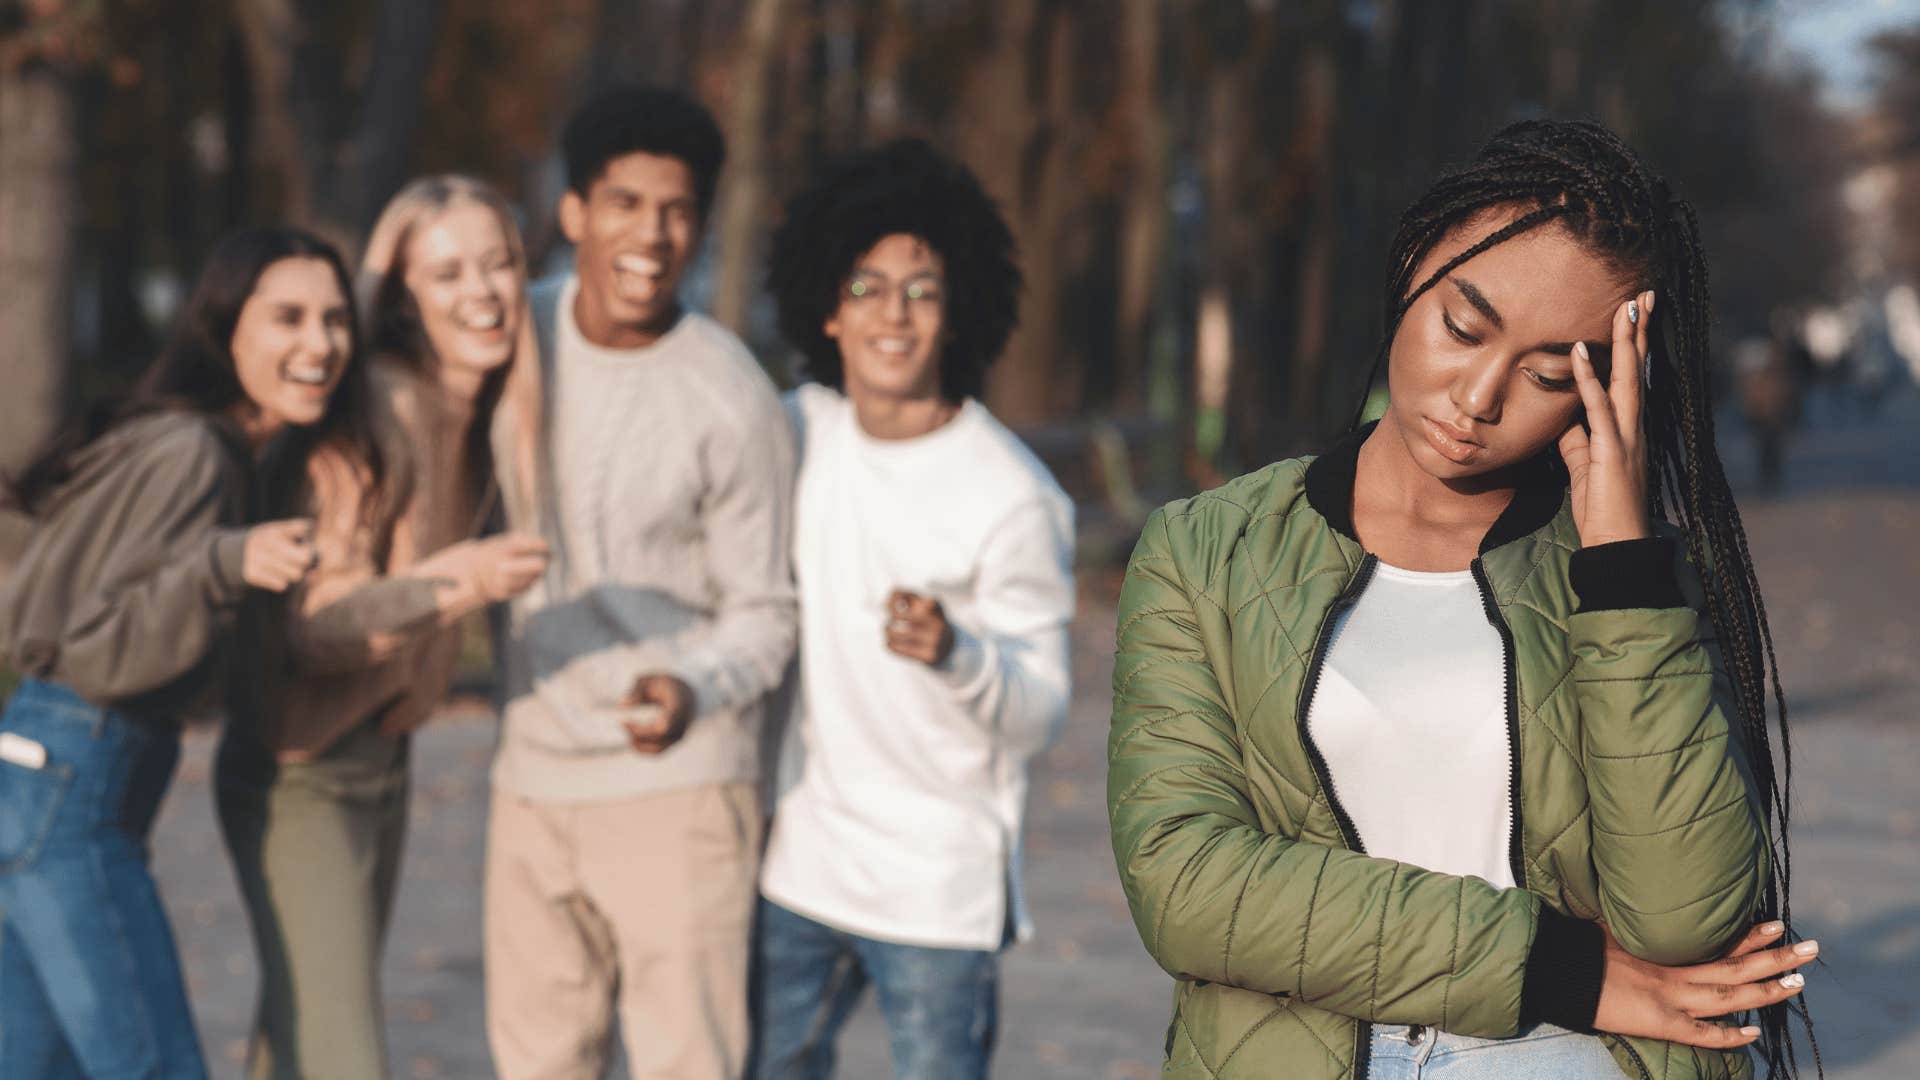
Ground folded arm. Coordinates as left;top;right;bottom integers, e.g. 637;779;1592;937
1109;509;1604;1036
1570;536;1771;966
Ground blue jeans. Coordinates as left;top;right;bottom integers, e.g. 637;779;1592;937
750;897;997;1080
1369;1021;1627;1078
0;679;207;1079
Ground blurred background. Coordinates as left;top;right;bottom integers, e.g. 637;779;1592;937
2;0;1917;1077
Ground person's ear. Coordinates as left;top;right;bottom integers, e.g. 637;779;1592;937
558;190;587;245
823;312;842;342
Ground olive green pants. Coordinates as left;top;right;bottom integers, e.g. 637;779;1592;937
216;721;410;1080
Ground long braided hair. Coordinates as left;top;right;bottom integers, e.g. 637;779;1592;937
1353;119;1812;1076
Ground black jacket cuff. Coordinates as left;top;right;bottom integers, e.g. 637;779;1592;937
1520;906;1605;1033
1570;537;1685;612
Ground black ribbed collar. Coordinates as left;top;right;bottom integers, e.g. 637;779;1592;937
1303;421;1567;556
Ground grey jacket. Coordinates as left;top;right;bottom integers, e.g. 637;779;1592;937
0;411;251;716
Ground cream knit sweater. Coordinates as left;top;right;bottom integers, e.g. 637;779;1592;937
493;276;797;803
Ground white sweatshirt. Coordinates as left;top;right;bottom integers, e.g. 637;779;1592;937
759;384;1075;951
1307;562;1514;888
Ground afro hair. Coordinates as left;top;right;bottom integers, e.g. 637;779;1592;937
562;84;726;219
766;138;1021;403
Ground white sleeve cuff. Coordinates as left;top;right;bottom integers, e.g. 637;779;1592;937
936;621;995;699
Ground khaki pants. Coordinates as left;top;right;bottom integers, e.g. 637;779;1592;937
485;781;761;1080
215;722;410;1080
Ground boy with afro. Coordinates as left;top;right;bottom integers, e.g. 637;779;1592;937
752;139;1076;1079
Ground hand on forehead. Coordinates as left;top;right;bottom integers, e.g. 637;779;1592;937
1411;210;1634;354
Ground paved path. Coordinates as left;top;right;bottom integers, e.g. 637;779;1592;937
153;383;1920;1077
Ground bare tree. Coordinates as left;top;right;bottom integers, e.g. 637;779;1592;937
1190;5;1259;474
230;0;441;252
0;2;88;561
338;0;440;233
229;0;318;228
1112;0;1165;414
1867;28;1920;280
1284;34;1337;437
952;0;1082;426
709;0;786;333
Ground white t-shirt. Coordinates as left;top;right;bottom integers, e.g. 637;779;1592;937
1306;562;1515;888
759;384;1076;951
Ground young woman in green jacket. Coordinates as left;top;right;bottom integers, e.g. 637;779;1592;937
1109;120;1815;1079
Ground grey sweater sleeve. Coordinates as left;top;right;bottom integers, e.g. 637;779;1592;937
52;425;250;701
667;388;800;717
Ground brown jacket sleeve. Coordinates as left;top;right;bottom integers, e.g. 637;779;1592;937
52;422;251;700
278;446;492;677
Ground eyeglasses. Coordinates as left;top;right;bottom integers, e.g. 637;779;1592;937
843;273;945;309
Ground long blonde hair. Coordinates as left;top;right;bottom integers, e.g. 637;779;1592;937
359;175;545;537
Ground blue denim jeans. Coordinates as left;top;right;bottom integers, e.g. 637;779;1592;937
750;897;997;1080
1369;1021;1627;1078
0;679;207;1079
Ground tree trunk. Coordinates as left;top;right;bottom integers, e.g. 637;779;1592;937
328;0;441;241
708;0;786;335
954;0;1075;426
1286;44;1337;437
861;0;909;140
0;53;78;560
1112;0;1165;414
231;0;316;226
1192;26;1255;472
588;0;655;91
1008;10;1079;422
820;0;860;146
0;62;78;467
232;0;441;253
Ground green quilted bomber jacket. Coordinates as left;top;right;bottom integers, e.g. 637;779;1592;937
1108;427;1771;1079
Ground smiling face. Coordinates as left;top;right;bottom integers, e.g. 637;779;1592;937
229;256;353;438
404;200;524;383
824;233;948;403
560;151;700;348
1384;208;1636;481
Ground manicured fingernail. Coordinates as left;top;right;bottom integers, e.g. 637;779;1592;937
1741;1026;1761;1037
1760;922;1785;936
1574;340;1589;363
1627;299;1639;325
1780;973;1805;989
1793;940;1819;956
1645;291;1656;314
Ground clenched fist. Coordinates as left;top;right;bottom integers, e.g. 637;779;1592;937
884;589;955;667
621;673;696;755
243;518;318;592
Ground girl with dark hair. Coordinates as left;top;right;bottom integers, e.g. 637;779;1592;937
216;176;549;1080
1109;119;1816;1079
0;226;363;1078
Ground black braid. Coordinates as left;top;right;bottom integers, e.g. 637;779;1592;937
1353;119;1816;1077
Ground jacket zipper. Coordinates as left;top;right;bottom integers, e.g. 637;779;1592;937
1603;1034;1656;1080
1300;556;1605;1078
1295;553;1380;1079
1471;562;1650;1077
1467;560;1527;890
